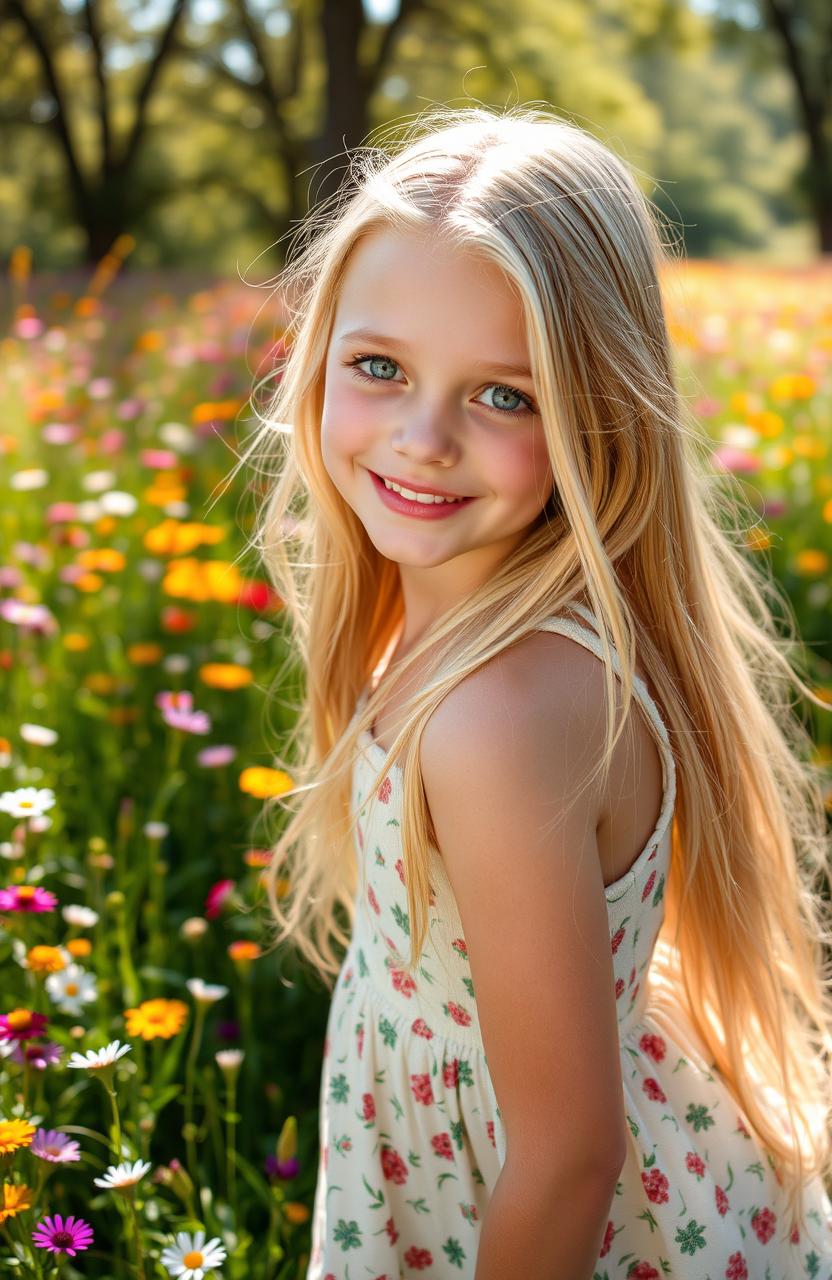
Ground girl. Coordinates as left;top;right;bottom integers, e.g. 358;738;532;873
244;105;832;1277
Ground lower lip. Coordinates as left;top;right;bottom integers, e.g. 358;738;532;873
368;470;476;520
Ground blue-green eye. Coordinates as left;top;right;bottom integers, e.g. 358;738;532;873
342;353;536;416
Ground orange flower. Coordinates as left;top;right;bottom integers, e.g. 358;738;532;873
64;632;92;651
144;519;225;556
76;548;126;573
162;558;243;604
26;945;66;975
127;643;164;666
66;937;92;959
75;572;104;594
124;998;189;1041
0;1119;36;1156
795;549;829;576
283;1201;310;1225
228;940;261;964
198;663;253;690
239;767;294;799
0;1182;33;1224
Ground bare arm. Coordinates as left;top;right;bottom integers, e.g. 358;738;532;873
420;631;628;1278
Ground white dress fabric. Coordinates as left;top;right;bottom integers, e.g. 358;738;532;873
308;604;832;1279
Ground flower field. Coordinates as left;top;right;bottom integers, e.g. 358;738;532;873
1;243;831;1277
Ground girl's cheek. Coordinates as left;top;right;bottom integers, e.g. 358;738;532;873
486;426;553;505
320;384;377;461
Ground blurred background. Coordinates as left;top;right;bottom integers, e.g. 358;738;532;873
0;2;830;1277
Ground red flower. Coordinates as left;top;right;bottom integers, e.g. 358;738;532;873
367;885;381;915
410;1073;434;1105
641;1167;669;1204
685;1152;706;1178
628;965;637;987
395;858;406;885
715;1185;729;1216
610;926;626;954
390;968;417;998
431;1132;454;1161
236;578;280;612
380;1145;408;1185
384;1216;399;1244
444;1000;471;1027
615;977;625;999
642;1077;667;1104
789;1223;800;1244
751;1206;776;1245
362;1092;376;1122
599;1219;614;1258
411;1018;433;1039
357;1024;365;1060
443;1059;459;1088
486;1120;496;1148
378;777;392;804
638;1032;666;1063
205;878;235;919
451;937;468;958
403;1246;433;1270
629;1265;659;1280
641;869;657;902
725;1252;748;1279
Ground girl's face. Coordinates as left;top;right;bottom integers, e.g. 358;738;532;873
321;225;554;604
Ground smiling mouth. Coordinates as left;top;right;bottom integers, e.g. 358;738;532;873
371;471;472;503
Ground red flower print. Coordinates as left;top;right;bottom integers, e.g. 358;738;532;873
362;1092;376;1122
736;1114;751;1138
789;1222;799;1244
725;1253;748;1279
599;1219;614;1258
410;1073;434;1105
395;858;407;885
443;1058;459;1088
647;845;657;860
357;1023;365;1060
638;1032;666;1063
368;884;381;915
444;1000;471;1027
486;1120;496;1148
380;1145;409;1185
641;869;656;902
629;1265;659;1280
383;934;399;952
630;981;640;1003
452;937;468;959
715;1185;729;1216
751;1206;776;1245
642;1078;667;1103
685;1152;706;1178
391;967;417;998
610;925;626;954
385;1217;399;1245
628;965;637;987
411;1018;434;1039
641;1167;669;1204
403;1246;433;1270
324;1274;336;1279
432;1132;455;1161
378;776;392;804
615;977;625;999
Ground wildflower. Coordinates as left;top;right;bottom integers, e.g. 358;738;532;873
124;998;189;1040
143;820;169;840
185;978;228;1006
62;903;99;928
283;1201;310;1224
196;744;236;768
198;662;253;690
10;1040;63;1069
215;1048;244;1079
0;1009;48;1043
20;724;58;747
66;937;93;959
180;916;208;941
205;878;235;919
156;690;211;735
45;963;98;1015
32;1213;94;1257
0;787;57;820
238;766;294;799
93;1158;151;1191
30;1128;82;1163
25;945;68;975
0;600;57;634
0;1182;33;1223
99;490;138;517
0;883;58;913
160;1228;227;1278
243;848;271;868
10;469;49;491
227;939;260;965
66;1039;132;1071
0;1117;36;1155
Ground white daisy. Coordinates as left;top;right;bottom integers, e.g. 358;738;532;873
0;786;56;819
62;903;99;928
93;1158;152;1190
185;978;228;1006
67;1039;132;1071
160;1228;227;1278
20;724;59;747
45;963;98;1015
215;1049;244;1073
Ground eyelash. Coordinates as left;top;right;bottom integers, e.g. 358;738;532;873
342;353;537;416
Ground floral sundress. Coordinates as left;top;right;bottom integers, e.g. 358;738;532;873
308;603;832;1279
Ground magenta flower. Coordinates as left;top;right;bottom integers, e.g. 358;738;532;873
155;691;211;735
0;1009;49;1043
0;599;58;634
0;884;59;913
11;1040;63;1069
31;1128;82;1163
205;878;235;920
197;744;237;768
32;1214;94;1257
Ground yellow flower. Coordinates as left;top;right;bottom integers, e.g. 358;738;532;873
744;528;771;552
0;1182;33;1224
77;548;126;573
66;938;92;959
26;945;66;975
795;549;829;576
76;572;104;593
126;643;164;666
144;520;225;556
162;557;243;604
283;1201;310;1225
199;663;253;690
84;673;119;696
64;632;92;651
239;767;294;799
768;373;816;402
792;434;827;461
123;998;189;1041
0;1119;36;1156
135;330;164;352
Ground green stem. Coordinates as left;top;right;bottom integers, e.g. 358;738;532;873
105;1082;122;1161
125;1193;145;1280
183;1003;206;1192
225;1075;237;1220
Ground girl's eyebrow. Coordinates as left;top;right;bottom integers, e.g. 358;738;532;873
335;327;533;380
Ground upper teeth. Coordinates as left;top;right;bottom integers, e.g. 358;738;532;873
382;477;464;504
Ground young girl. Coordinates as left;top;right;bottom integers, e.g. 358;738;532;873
245;105;832;1278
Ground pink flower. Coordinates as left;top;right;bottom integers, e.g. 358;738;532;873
196;744;237;768
642;1077;667;1104
751;1206;776;1245
410;1073;434;1105
431;1132;454;1161
725;1253;748;1279
0;1009;49;1043
685;1152;706;1178
31;1128;81;1163
11;1040;63;1070
205;879;235;919
32;1213;93;1257
641;1167;669;1204
155;690;211;735
0;885;58;913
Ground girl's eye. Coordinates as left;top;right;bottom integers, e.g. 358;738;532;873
341;353;536;417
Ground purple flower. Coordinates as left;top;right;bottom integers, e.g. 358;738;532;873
264;1153;300;1180
31;1127;82;1162
11;1040;63;1070
155;691;211;735
32;1213;94;1257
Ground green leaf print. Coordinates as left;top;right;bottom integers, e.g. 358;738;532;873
391;902;410;935
457;1060;475;1087
390;1094;404;1121
675;1219;706;1256
437;1172;459;1187
746;1159;766;1182
357;948;369;978
805;1249;820;1278
685;1102;715;1133
330;1073;350;1103
652;873;665;907
626;1112;640;1139
333;1218;363;1251
450;1118;465;1151
472;1167;485;1186
374;848;385;865
378;1015;398;1048
462;976;475;999
442;1237;467;1267
361;1174;385;1209
637;1207;659;1234
406;1197;431;1215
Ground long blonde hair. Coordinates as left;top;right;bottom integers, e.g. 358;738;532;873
236;103;832;1230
